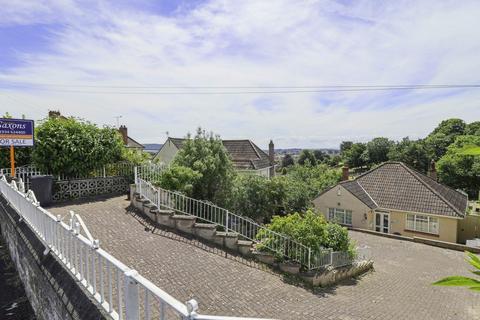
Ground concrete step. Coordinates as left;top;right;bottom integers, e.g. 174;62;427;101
171;215;197;234
237;240;254;256
253;251;276;265
193;223;217;241
214;231;239;250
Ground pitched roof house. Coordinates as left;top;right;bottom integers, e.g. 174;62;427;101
313;162;468;243
153;137;275;177
118;126;144;151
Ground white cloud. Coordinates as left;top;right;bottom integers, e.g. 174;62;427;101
1;0;479;148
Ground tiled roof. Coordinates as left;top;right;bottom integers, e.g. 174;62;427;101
342;162;467;218
168;138;272;170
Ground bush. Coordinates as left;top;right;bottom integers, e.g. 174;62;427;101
32;117;124;177
256;210;355;260
154;164;202;196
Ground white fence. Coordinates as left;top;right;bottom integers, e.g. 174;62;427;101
136;175;366;271
0;175;272;320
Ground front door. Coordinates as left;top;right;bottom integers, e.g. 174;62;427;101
375;211;390;233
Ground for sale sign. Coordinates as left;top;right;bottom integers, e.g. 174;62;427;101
0;118;34;146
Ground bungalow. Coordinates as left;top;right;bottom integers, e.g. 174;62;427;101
153;137;275;177
313;161;468;243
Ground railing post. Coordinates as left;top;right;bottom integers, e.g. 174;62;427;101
308;248;311;270
134;166;138;185
225;210;229;233
124;269;140;320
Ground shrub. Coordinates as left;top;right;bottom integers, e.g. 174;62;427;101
256;210;355;260
154;164;202;196
32;117;124;177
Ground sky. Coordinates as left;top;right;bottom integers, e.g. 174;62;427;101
0;0;480;149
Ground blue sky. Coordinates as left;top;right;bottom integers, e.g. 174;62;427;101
1;0;480;148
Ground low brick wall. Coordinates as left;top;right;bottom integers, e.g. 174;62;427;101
0;194;108;320
349;227;480;254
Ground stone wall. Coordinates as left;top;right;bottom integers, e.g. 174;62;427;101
0;194;108;320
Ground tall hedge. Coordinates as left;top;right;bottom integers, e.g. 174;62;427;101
32;117;124;177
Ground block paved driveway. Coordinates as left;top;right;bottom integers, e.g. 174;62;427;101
50;195;480;320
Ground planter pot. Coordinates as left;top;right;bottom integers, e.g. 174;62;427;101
279;262;301;275
254;252;275;265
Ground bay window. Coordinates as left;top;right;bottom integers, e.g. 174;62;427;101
406;214;439;234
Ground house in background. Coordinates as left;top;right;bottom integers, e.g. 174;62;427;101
118;125;144;151
154;137;275;177
313;162;468;243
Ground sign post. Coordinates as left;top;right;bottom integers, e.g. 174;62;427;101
0;118;35;178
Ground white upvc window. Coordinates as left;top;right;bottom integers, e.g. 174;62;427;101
328;208;352;226
406;214;439;235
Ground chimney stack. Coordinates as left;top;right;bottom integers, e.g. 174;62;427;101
428;159;437;181
269;140;275;178
118;125;128;145
341;165;349;181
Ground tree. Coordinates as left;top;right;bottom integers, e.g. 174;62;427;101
433;252;480;292
425;118;466;160
387;137;429;172
230;175;287;222
466;121;480;136
437;135;480;197
32;117;124;177
0;113;32;168
340;141;353;154
343;143;366;168
155;164;202;196
363;137;394;165
298;149;317;166
281;154;295;167
313;150;327;163
173;128;235;205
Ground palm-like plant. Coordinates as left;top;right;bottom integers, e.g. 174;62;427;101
433;251;480;291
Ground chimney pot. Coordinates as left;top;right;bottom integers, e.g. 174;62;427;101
268;140;275;178
428;159;437;181
119;125;128;145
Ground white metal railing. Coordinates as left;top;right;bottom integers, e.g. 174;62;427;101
136;174;322;269
135;167;372;270
0;175;272;320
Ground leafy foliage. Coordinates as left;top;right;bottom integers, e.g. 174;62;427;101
425;118;466;160
433;251;480;291
298;149;317;166
281;154;295;167
32;117;124;177
437;135;480;197
256;210;355;258
154;164;202;196
343;142;367;168
173;128;235;205
121;148;151;165
363;137;394;165
387;137;429;172
466;121;480;136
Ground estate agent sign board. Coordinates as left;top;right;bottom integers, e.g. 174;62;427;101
0;118;35;147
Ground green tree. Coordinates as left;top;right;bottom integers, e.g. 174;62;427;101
281;154;295;167
466;121;480;136
425;118;466;160
155;164;202;196
173;128;235;205
340;141;353;154
313;150;326;163
230;175;287;222
363;137;394;165
298;149;317;166
32;117;124;177
387;137;429;172
433;252;480;292
437;135;480;197
343;142;367;168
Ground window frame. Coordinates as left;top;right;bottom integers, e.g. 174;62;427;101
405;213;439;235
327;207;353;226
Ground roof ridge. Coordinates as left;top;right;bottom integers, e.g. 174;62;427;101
398;162;465;217
356;180;379;208
248;140;262;159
